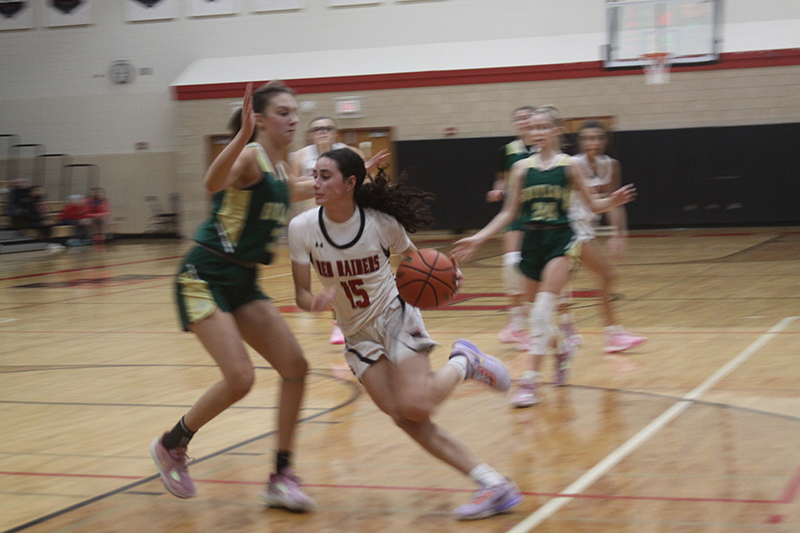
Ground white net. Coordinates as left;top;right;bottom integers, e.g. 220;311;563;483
643;53;672;85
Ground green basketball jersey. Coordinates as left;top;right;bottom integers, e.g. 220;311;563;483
499;139;535;172
519;153;572;226
193;143;289;265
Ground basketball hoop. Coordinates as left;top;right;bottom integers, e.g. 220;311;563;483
641;53;672;85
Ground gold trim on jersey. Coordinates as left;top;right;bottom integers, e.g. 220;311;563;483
178;270;216;324
249;142;276;175
506;139;526;155
217;187;252;251
523;153;572;171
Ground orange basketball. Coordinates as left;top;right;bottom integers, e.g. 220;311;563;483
396;248;457;309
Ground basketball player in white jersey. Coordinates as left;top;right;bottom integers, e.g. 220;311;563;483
565;120;647;353
290;117;388;345
288;148;523;520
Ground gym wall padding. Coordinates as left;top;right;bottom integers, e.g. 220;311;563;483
396;123;800;230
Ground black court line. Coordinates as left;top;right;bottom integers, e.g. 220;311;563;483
2;371;361;533
0;255;185;282
546;383;800;424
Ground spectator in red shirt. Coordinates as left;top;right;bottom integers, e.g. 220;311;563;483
85;187;111;243
60;194;91;245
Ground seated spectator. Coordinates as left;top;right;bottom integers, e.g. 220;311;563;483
6;178;33;230
60;194;91;245
28;185;56;240
85;187;111;243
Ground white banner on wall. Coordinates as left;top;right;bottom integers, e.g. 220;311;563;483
328;0;380;5
46;0;93;27
188;0;239;17
0;1;33;31
250;0;301;12
125;0;177;22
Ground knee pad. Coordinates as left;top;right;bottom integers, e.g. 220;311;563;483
502;252;525;296
529;292;557;354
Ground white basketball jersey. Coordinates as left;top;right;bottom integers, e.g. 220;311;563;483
568;153;614;225
288;206;412;337
296;142;348;178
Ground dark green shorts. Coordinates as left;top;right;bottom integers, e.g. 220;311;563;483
518;226;581;281
175;246;269;331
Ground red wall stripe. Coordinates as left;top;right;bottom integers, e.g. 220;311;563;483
173;48;800;101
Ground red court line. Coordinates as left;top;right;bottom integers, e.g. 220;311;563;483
0;471;782;505
779;464;800;504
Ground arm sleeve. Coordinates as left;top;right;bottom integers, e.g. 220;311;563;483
288;216;311;265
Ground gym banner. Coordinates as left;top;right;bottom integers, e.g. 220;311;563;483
188;0;238;18
46;0;92;27
125;0;177;21
0;1;33;31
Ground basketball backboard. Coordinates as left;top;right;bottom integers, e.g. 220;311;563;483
605;0;722;68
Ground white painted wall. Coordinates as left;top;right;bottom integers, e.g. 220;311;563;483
1;0;799;233
1;1;798;155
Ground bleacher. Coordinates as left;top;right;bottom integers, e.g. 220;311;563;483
1;133;104;254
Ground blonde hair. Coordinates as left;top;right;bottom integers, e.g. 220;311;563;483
533;105;564;129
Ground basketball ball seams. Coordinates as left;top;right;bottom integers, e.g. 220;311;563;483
395;248;456;309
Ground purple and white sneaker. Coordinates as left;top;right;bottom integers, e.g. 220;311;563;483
150;433;196;498
454;479;523;520
259;469;316;512
450;339;511;392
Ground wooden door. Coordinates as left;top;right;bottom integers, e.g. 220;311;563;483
339;127;396;179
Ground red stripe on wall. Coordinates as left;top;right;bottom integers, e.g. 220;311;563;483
174;48;800;101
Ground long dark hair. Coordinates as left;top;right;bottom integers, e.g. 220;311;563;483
320;148;435;233
227;80;295;143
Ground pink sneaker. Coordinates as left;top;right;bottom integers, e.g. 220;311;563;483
553;341;577;387
559;320;583;347
604;331;647;353
510;376;539;408
259;469;316;512
498;323;526;344
330;323;345;345
150;434;196;498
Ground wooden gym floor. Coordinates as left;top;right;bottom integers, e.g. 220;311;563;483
1;227;799;532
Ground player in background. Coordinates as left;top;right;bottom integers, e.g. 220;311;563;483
487;106;537;347
289;148;522;520
563;120;647;353
453;106;636;407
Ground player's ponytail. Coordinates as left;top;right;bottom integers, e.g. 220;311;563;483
320;148;435;233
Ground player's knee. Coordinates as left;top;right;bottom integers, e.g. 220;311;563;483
278;354;308;382
392;396;431;424
393;407;429;428
226;367;255;399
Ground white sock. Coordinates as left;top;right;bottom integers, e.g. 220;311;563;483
468;463;505;488
605;325;622;336
447;355;469;380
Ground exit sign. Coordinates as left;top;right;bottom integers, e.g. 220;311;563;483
334;96;363;118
